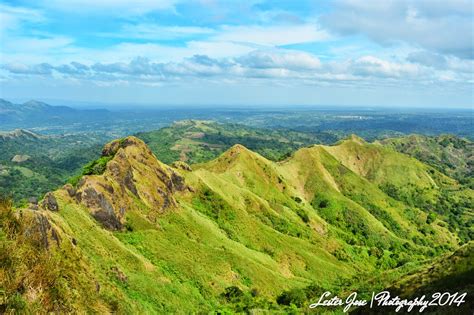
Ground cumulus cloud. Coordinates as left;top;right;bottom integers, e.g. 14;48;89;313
350;56;424;78
320;0;474;59
4;49;462;86
3;62;54;75
237;50;321;70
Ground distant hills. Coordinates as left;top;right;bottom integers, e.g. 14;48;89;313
1;132;472;313
0;128;102;202
0;98;110;128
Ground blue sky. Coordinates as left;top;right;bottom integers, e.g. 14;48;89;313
0;0;473;108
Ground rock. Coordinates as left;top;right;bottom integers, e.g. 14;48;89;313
110;266;128;283
41;192;59;212
28;197;38;204
171;161;192;172
80;187;122;230
170;171;187;192
75;136;189;230
63;184;76;197
123;168;138;196
23;213;61;249
11;154;31;163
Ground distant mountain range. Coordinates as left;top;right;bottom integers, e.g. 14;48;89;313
0;98;110;128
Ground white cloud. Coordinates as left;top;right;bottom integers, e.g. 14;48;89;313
100;24;215;40
0;4;45;32
350;55;425;78
237;50;321;70
40;0;179;15
4;50;459;86
212;24;329;47
321;0;474;59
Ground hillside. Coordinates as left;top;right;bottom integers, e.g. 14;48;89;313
352;242;474;314
0;129;102;203
1;135;471;313
380;134;473;188
324;136;473;243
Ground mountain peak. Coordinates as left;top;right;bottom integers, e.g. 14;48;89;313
101;136;149;157
70;136;189;230
347;134;366;144
216;143;260;163
229;143;250;153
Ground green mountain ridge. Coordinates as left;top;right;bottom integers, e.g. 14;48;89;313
1;134;472;313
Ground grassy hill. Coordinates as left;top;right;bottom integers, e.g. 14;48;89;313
1;135;471;313
380;134;473;188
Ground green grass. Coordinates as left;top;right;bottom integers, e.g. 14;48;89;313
1;133;471;313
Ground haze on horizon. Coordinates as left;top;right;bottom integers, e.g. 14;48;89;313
0;0;473;108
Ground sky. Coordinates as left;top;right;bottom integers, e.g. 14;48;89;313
0;0;473;108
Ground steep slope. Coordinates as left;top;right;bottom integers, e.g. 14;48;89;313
323;136;473;243
353;242;474;314
323;135;442;190
280;145;455;249
1;135;469;313
379;134;473;188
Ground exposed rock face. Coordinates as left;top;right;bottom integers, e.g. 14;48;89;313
171;161;192;172
41;192;59;212
23;212;61;249
63;184;76;197
74;136;188;230
11;154;31;163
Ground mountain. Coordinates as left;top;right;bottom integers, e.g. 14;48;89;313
0;98;110;128
1;135;471;313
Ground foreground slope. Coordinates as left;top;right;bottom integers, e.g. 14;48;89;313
1;135;470;313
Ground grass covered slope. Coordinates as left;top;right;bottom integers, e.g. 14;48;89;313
1;135;471;312
380;134;474;188
324;136;473;243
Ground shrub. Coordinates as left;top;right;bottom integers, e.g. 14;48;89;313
276;288;306;307
222;286;244;302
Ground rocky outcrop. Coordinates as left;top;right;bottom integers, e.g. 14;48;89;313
11;154;31;163
41;192;59;212
171;161;192;172
73;136;189;230
22;212;61;249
